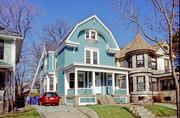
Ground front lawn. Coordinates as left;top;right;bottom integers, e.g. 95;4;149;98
145;104;177;117
0;106;40;118
88;105;137;118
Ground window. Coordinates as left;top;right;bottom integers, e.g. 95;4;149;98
127;57;132;68
160;79;175;91
0;40;4;59
86;50;91;64
78;73;84;88
164;59;170;72
148;56;157;70
136;55;144;67
137;76;145;91
93;51;98;64
118;78;126;89
85;30;97;40
151;58;157;70
0;72;5;90
85;48;99;64
49;78;54;91
129;77;133;92
149;78;157;91
69;73;75;88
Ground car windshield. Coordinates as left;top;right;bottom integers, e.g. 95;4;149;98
44;92;57;97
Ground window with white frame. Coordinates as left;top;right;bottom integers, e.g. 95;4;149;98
85;48;99;64
85;30;97;40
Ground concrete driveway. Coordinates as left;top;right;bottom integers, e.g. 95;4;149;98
36;105;89;118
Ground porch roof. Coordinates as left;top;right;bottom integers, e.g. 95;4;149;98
0;60;13;69
64;63;132;74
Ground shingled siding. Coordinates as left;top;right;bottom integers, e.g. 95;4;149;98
3;40;12;66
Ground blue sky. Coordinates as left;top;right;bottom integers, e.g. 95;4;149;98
29;0;150;47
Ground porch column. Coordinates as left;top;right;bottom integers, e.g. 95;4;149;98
126;74;129;95
112;73;115;94
92;71;96;95
64;74;68;95
75;69;78;95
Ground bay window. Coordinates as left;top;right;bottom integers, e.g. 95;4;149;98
137;76;145;91
136;54;144;67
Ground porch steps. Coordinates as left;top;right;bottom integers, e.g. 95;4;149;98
129;105;156;118
97;95;116;104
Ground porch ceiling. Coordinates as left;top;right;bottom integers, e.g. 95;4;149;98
64;63;131;74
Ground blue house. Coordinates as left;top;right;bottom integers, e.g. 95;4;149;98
39;15;131;105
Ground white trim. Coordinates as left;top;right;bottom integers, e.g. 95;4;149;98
84;47;99;65
85;29;98;40
78;97;97;105
66;15;119;49
0;34;23;40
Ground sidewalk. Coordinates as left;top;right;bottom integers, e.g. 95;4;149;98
155;103;177;110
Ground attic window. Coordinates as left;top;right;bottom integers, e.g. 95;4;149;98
163;46;168;50
85;30;97;40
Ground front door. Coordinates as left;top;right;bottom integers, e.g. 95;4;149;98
95;72;101;94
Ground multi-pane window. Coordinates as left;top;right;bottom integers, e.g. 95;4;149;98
0;40;4;59
160;79;175;91
137;76;145;91
93;51;98;64
85;49;99;64
136;54;144;67
49;78;54;91
85;30;97;40
86;50;91;64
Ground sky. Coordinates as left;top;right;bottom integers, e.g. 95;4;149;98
29;0;150;47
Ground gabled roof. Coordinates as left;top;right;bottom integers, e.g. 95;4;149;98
65;15;119;49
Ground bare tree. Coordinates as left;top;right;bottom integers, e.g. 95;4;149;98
42;19;71;46
0;0;39;112
113;0;179;117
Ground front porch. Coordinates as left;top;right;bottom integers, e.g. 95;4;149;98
63;63;130;105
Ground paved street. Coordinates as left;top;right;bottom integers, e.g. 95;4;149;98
35;105;89;118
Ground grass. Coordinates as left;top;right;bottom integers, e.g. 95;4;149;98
88;105;137;118
145;104;177;117
0;106;40;118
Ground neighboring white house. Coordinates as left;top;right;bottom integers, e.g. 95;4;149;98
0;27;23;112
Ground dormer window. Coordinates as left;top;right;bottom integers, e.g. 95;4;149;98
85;30;97;40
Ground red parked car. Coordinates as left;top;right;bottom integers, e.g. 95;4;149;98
39;92;60;106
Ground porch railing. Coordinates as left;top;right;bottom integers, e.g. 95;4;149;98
67;88;93;95
68;89;75;95
115;89;127;95
77;88;93;95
